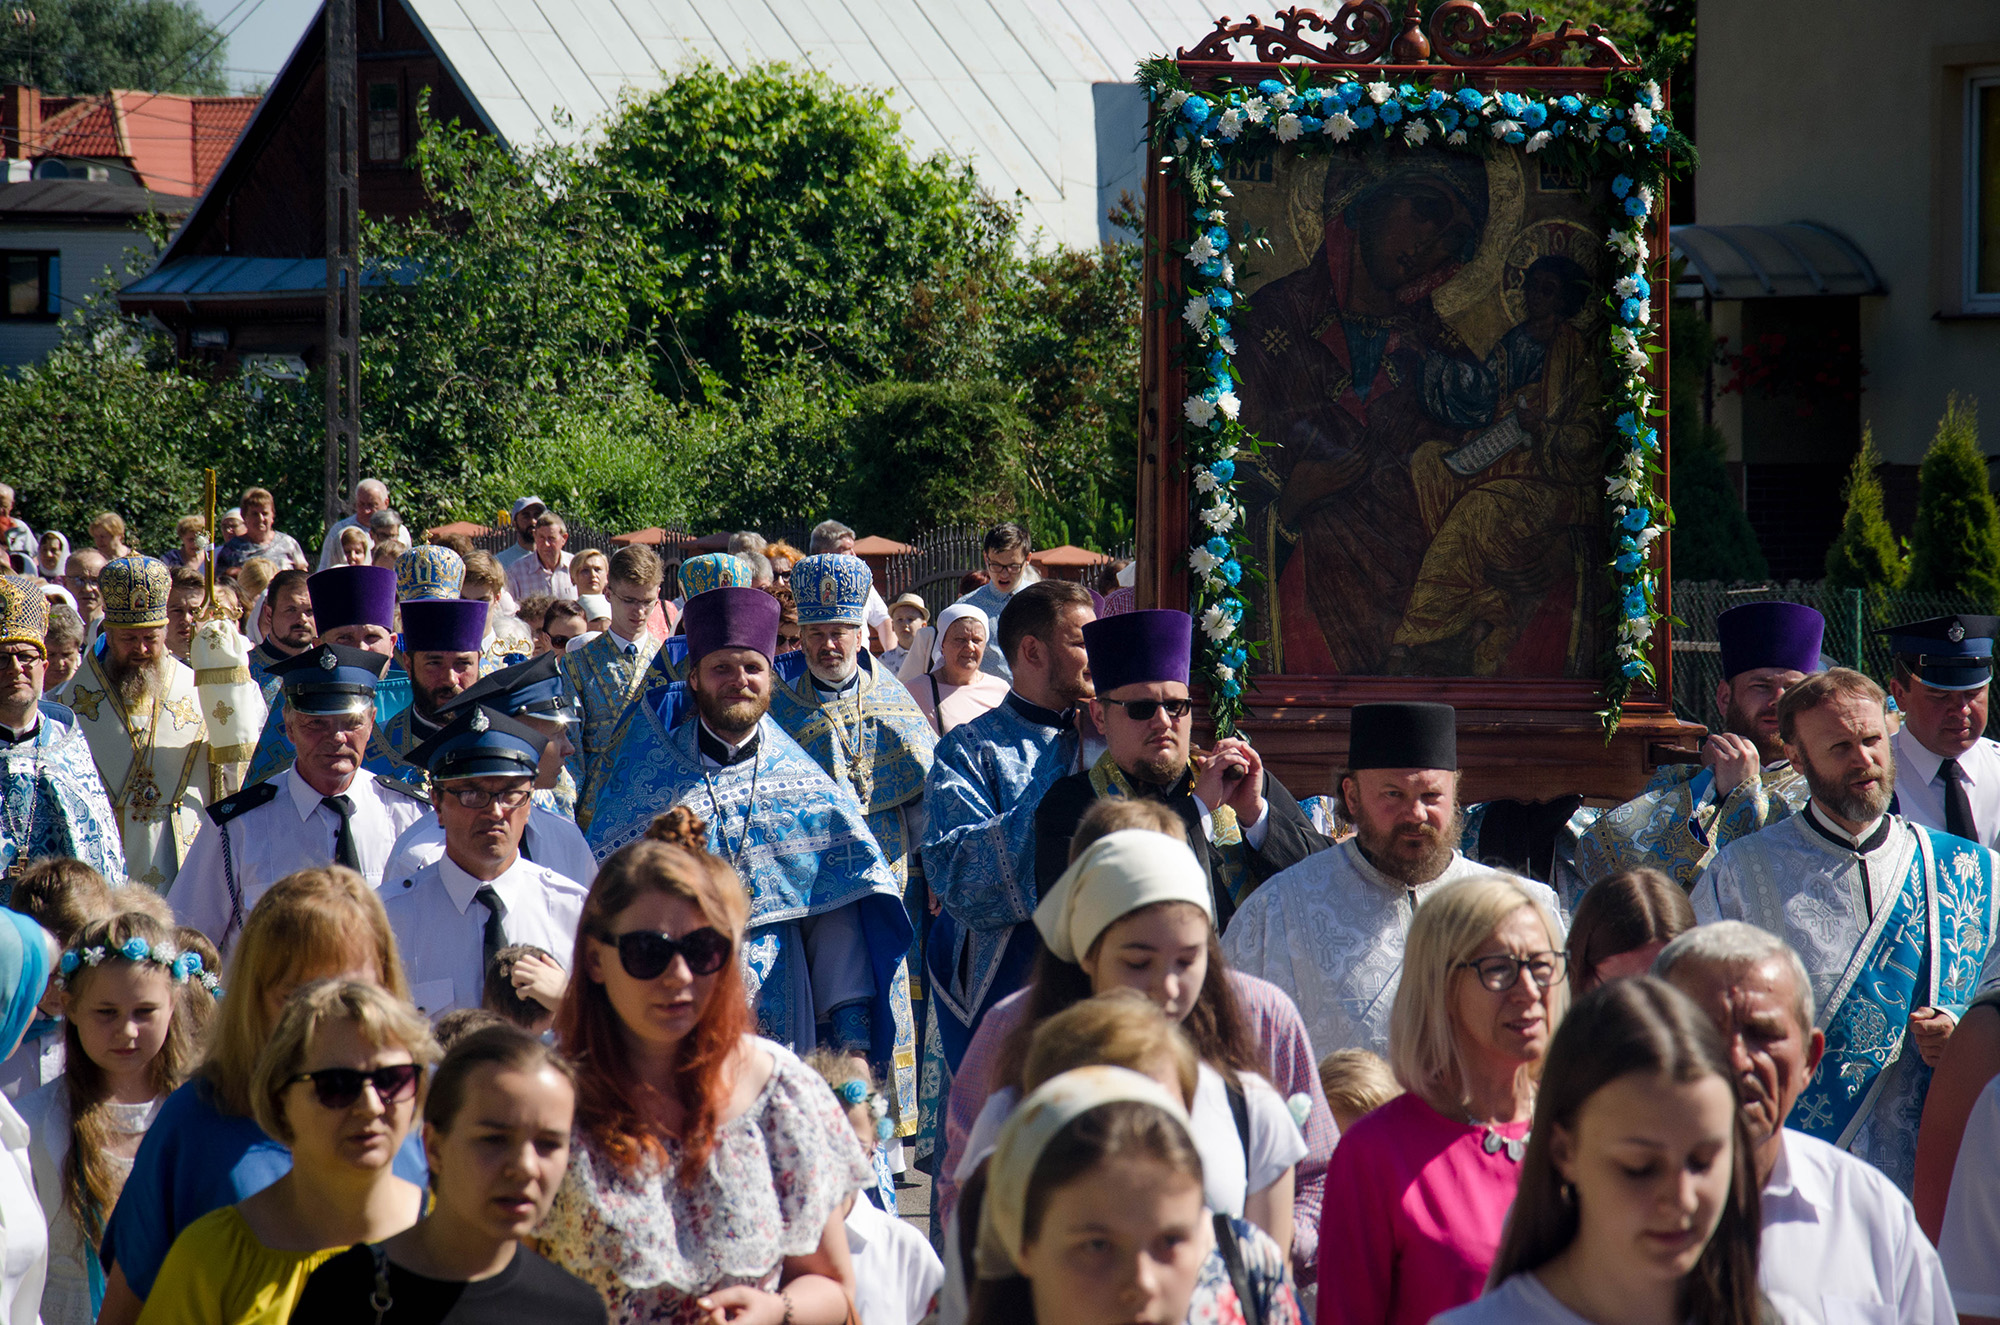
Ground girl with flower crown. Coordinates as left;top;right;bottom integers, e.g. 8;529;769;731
18;911;212;1325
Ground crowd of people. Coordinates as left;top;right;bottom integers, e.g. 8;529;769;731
0;479;1994;1325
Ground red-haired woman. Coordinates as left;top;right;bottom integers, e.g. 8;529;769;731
537;809;874;1324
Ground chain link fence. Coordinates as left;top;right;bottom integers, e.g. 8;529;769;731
1670;580;1997;735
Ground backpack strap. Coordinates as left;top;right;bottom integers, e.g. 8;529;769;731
1225;1073;1252;1160
1212;1212;1265;1325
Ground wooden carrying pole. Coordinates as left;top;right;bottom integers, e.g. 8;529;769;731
197;468;220;620
323;0;361;528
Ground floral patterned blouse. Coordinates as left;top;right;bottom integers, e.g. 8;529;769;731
1192;1217;1306;1325
538;1038;873;1325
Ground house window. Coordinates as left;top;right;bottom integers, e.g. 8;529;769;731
0;252;57;320
1967;71;2000;308
367;81;401;162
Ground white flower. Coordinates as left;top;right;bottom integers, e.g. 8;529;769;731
1182;295;1211;330
1189;545;1222;575
1624;345;1649;371
1326;111;1356;141
1201;606;1237;641
1611;326;1639;354
1187;233;1217;264
1606;473;1641;500
1525;130;1551;154
1630;104;1654;134
1185;395;1217;427
1244;98;1269;125
1194;469;1220;494
1643;80;1663;112
1217;333;1238;356
1217;108;1245;139
1614;275;1642;299
1174;134;1189;155
1630;299;1651;326
1636;525;1663;549
1621;616;1655;645
1637;184;1655;213
1616;642;1637;660
1446;129;1468;146
1203;502;1238;532
1583;122;1603;141
1166;89;1190;112
1490;119;1516;140
1274;112;1302;143
1404;121;1431;146
1216;390;1241;421
1215;664;1236;683
1269;90;1293;112
1217;439;1239;459
1215;181;1234;197
1366;81;1392;104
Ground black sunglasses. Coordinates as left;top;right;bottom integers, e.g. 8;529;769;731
547;633;578;651
287;1062;422;1111
1107;697;1194;722
603;926;732;980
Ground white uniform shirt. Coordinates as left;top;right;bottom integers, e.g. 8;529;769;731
1938;1075;2000;1317
846;1196;943;1325
0;1095;45;1325
1892;724;2000;851
504;549;576;603
171;764;432;948
1760;1129;1953;1325
381;806;597;890
380;851;588;1019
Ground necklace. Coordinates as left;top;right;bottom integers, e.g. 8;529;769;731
699;741;762;870
1467;1092;1534;1163
818;677;870;803
0;724;42;874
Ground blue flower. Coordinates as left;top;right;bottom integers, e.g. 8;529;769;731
1557;95;1583;115
1639;427;1660;451
174;952;201;980
1222;599;1244;620
1616;534;1638;555
1181;95;1211;124
1614;551;1641;573
1257;79;1287;97
1380;101;1403;124
1608;125;1627;142
1621;505;1651;532
1498;92;1525;117
1611;174;1634;197
1209;458;1236;483
1621;658;1644;679
1212;316;1231;337
1521;102;1547;128
837;1080;868;1106
1298;115;1324;132
1616;411;1640;436
1622;586;1648;615
120;937;150;963
1206;351;1230;377
1456;86;1484;112
1630;275;1652;299
1589;104;1609;121
1206;536;1231;558
1649;123;1669;144
1207;225;1231;251
1352;105;1378;129
1504;130;1526;144
1623;193;1648;217
1198;258;1225;278
1220;677;1243;698
1338;82;1364;107
57;951;78;976
1423;89;1446;111
1208;152;1225;172
1209;288;1234;309
1219;560;1243;586
1438;108;1461;131
1224;647;1248;669
1192;207;1213;224
1548;121;1566;137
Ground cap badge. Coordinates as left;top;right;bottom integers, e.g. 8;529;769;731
1951;622;1967;643
317;651;337;671
470;709;489;733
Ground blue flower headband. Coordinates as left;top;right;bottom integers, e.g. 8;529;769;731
57;936;222;997
833;1078;894;1142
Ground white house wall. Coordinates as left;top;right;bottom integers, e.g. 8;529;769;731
0;225;149;371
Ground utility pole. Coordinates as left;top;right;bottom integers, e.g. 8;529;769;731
323;0;360;528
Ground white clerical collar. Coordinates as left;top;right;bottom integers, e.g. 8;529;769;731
1807;799;1887;850
437;851;530;914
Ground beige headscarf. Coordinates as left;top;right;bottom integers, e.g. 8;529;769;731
1032;829;1214;964
975;1065;1195;1277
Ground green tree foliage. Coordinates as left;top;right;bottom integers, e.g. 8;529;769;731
0;0;229;96
1905;394;2000;605
834;380;1027;541
1666;297;1766;581
1824;427;1905;593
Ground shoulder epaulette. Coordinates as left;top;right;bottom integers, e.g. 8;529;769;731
375;771;430;802
206;779;280;827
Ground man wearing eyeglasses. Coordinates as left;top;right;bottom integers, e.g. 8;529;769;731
173;643;433;950
1224;702;1562;1062
1034;609;1327;931
380;653;595;888
952;522;1038;683
560;544;668;832
381;703;588;1021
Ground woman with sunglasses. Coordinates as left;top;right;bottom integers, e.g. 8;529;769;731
137;980;437;1323
537;809;874;1324
1318;873;1569;1325
97;868;429;1325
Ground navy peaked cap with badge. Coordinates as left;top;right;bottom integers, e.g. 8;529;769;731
436;651;572;723
268;643;392;714
1882;614;2000;692
406;704;548;781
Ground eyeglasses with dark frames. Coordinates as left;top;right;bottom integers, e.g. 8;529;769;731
443;785;534;811
1105;697;1195;722
1456;952;1567;993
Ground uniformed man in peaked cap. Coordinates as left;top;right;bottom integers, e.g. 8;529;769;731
1886;614;2000;850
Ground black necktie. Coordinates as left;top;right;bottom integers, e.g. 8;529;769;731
473;884;507;973
320;795;359;871
1942;759;1978;842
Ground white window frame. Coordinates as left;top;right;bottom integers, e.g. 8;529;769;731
1963;67;2000;312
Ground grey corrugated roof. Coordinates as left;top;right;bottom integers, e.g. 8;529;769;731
0;179;187;220
401;0;1237;246
1670;223;1885;299
122;254;414;296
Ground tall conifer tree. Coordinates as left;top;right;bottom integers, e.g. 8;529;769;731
1825;427;1905;593
1905;394;2000;606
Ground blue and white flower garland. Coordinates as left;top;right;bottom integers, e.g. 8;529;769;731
58;934;222;995
1141;56;1686;734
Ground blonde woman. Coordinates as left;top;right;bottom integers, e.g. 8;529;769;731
1318;872;1569;1325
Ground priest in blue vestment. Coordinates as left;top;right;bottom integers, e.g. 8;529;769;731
560;543;680;831
584;586;917;1123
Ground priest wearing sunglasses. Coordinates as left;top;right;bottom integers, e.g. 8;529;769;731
379;703;589;1022
1033;609;1329;929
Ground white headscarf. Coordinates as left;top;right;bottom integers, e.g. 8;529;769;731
930;602;990;669
1032;829;1214;964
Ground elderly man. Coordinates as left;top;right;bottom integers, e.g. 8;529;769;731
560;543;670;830
503;511;575;602
1694;668;2000;1191
381;704;587;1020
1881;615;2000;850
584;586;917;1118
809;520;893;651
382;653;593;886
68;556;234;888
316;478;390;570
1579;601;1823;892
1224;702;1562;1057
1035;608;1326;927
63;549;104;640
954;522;1036;682
495;497;544;570
0;574;122;879
1657;922;1954;1324
247;568;315;693
174;643;431;948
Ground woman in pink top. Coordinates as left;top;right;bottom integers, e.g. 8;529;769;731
1318;873;1569;1325
902;604;1009;735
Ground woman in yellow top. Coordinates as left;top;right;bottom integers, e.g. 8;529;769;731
136;981;438;1324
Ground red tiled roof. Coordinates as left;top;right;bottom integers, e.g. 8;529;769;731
29;89;256;196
